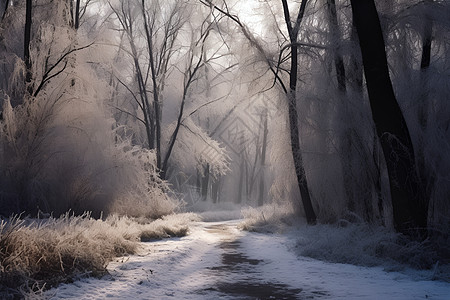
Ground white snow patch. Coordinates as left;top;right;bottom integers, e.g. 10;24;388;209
45;220;450;300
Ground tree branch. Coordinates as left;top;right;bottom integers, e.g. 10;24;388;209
33;42;94;97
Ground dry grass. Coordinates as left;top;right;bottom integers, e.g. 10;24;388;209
0;212;199;298
293;222;449;282
139;213;200;241
240;205;449;281
239;203;297;233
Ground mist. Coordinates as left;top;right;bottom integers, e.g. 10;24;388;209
0;0;449;298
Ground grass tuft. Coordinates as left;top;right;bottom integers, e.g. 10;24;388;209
0;212;198;298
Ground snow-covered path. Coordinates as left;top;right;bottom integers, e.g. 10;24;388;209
46;220;450;300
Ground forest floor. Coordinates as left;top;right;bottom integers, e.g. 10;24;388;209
44;219;450;300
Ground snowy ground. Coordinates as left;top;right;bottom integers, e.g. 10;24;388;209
45;220;450;299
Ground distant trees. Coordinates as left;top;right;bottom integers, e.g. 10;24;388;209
108;0;230;188
202;0;317;223
0;0;448;236
199;0;449;236
109;0;189;173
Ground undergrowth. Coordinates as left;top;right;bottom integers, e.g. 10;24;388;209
240;204;449;282
0;212;199;298
240;203;297;233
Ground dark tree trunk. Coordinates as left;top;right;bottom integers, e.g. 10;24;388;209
281;0;317;224
74;0;80;29
349;13;384;220
24;0;32;94
2;0;10;21
350;0;427;236
420;15;432;72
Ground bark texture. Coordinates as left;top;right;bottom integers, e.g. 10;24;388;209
350;0;427;236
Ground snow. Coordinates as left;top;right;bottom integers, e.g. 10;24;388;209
45;220;450;300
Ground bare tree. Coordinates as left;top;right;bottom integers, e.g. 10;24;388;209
160;16;214;179
110;0;228;181
109;1;156;151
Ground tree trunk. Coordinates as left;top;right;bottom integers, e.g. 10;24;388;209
287;90;316;224
141;0;161;169
196;168;202;195
350;0;427;236
258;109;268;207
348;21;364;97
349;13;384;221
211;177;220;203
326;0;346;93
281;0;317;224
132;51;153;151
74;0;80;29
236;152;245;204
24;0;32;94
201;164;209;201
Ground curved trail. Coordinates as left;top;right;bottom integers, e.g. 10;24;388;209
47;220;449;300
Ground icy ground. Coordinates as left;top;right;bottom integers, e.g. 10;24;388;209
46;220;450;299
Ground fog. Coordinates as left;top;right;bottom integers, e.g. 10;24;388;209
0;0;448;242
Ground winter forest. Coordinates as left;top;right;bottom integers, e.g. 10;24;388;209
0;0;449;298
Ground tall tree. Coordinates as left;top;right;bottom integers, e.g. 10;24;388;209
109;1;156;152
350;0;427;236
280;0;316;224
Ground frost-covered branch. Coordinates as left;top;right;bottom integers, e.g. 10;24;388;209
200;0;289;94
33;43;94;97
